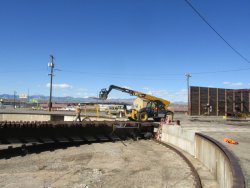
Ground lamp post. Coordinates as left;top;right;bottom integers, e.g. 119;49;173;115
185;73;191;115
48;55;55;111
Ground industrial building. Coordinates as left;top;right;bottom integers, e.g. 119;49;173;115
189;86;250;116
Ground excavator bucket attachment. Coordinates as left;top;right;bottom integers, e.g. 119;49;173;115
99;88;109;100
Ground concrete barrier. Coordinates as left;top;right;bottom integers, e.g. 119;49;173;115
0;113;51;121
160;125;245;188
0;112;113;122
0;113;64;121
196;133;245;188
161;125;196;155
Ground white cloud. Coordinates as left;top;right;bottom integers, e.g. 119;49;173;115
77;88;88;92
76;92;87;96
46;83;73;89
142;88;187;102
74;88;90;97
102;86;187;102
223;82;243;86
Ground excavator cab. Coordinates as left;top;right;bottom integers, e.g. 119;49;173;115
138;100;168;122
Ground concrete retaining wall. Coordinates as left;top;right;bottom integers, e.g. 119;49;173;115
161;125;244;188
161;125;196;155
195;134;232;188
0;114;51;121
0;113;64;121
0;113;114;122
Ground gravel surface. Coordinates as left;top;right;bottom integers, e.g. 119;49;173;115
0;140;196;188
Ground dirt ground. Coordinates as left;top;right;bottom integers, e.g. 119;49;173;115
0;140;196;188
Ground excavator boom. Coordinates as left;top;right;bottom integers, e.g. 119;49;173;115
99;85;135;100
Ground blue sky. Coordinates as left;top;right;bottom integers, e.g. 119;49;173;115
0;0;250;102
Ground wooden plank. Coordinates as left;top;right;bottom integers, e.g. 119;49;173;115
249;93;250;113
241;92;243;112
216;88;219;116
233;92;235;112
209;88;217;116
190;86;199;115
218;89;226;116
225;89;227;114
208;87;210;115
198;87;200;115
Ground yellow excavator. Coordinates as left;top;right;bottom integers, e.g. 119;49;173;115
99;85;173;122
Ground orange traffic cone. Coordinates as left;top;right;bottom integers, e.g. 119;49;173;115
224;138;238;144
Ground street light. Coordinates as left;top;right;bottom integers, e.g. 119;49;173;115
48;55;55;111
185;73;191;115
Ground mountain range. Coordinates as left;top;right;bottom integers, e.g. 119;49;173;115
0;94;186;105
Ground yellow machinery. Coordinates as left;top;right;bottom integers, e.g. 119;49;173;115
99;85;173;122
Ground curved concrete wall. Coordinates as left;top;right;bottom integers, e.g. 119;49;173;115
160;125;245;188
195;134;232;187
195;133;245;188
161;125;195;155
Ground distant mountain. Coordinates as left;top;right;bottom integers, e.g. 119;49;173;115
0;94;186;105
0;94;133;104
171;101;187;105
0;94;13;99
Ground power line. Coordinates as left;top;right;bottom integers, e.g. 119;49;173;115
191;67;250;75
1;66;250;78
184;0;250;64
58;67;250;77
0;69;47;73
58;69;184;77
58;69;184;80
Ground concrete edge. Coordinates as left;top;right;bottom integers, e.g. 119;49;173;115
0;111;95;117
196;133;245;188
154;139;202;188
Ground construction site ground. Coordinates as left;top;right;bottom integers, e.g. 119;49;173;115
0;112;250;187
0;140;197;188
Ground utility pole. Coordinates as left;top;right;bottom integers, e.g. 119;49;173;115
185;73;191;115
27;89;29;102
48;55;55;111
14;91;16;109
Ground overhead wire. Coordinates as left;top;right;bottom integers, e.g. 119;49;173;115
190;67;250;75
184;0;250;64
0;68;47;74
57;67;250;77
1;66;250;78
57;69;184;80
